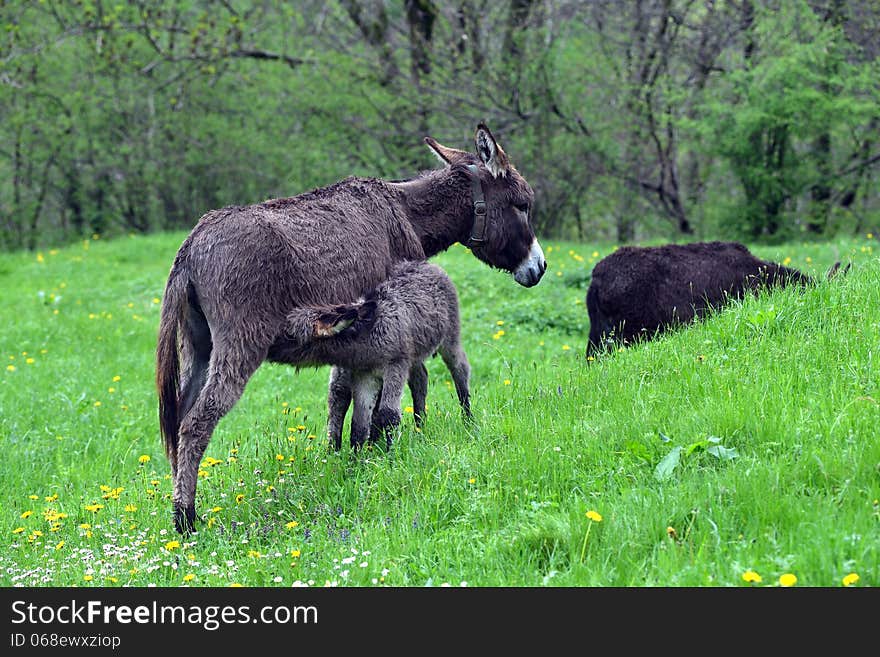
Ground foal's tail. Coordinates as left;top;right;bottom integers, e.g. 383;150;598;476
156;267;187;469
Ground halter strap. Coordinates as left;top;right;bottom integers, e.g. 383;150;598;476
465;164;487;249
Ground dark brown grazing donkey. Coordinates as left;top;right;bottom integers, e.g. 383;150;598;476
157;123;546;533
585;241;847;356
283;259;471;450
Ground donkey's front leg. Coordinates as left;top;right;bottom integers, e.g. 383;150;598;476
327;366;353;451
349;373;382;451
371;361;409;448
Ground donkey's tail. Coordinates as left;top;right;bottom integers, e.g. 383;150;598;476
156;267;187;468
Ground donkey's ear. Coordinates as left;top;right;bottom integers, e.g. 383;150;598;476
475;123;510;178
314;304;360;337
424;137;468;166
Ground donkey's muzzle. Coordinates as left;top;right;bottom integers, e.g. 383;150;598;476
514;239;547;287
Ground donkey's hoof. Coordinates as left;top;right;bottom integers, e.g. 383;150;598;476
174;505;197;535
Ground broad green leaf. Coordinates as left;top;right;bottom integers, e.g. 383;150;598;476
655;446;682;481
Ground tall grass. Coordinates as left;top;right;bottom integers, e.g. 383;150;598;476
0;233;876;587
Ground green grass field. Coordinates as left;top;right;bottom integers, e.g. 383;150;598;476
1;232;877;587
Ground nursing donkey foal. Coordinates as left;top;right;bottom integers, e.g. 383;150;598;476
157;123;546;533
284;259;471;450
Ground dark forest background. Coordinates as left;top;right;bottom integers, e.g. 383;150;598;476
1;0;878;251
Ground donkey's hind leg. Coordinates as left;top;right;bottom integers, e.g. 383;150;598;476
327;366;352;451
175;305;212;475
407;361;429;428
439;342;471;420
173;343;265;534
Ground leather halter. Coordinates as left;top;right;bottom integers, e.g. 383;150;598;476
465;164;487;249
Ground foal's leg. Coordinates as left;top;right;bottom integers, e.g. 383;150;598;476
371;360;409;448
407;361;429;428
439;342;471;420
174;343;264;534
327;366;352;451
349;373;382;451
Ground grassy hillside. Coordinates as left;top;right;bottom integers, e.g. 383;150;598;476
0;232;877;587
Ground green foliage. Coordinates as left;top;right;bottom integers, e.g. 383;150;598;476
0;1;878;249
690;1;879;239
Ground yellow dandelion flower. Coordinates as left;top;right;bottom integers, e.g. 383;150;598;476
562;345;571;351
12;527;25;534
291;549;301;558
183;574;195;582
152;298;160;304
113;375;121;382
79;523;91;530
468;477;476;484
207;517;217;528
108;387;115;393
93;401;101;407
84;503;104;513
45;493;58;502
276;454;284;461
247;550;261;558
106;577;118;584
6;365;15;372
229;583;243;587
779;573;797;587
36;252;44;263
285;521;299;530
404;406;414;413
20;510;33;519
28;495;38;500
55;541;64;550
138;455;150;464
503;379;511;385
742;570;762;584
585;510;603;523
83;575;93;582
25;358;34;364
842;573;859;587
124;504;138;512
164;540;181;551
235;494;245;503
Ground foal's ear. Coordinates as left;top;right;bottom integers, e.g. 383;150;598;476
314;305;360;337
475;123;510;178
424;137;469;166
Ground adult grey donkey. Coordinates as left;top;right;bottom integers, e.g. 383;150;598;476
157;123;546;533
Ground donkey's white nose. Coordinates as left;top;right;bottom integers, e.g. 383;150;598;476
514;239;546;287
